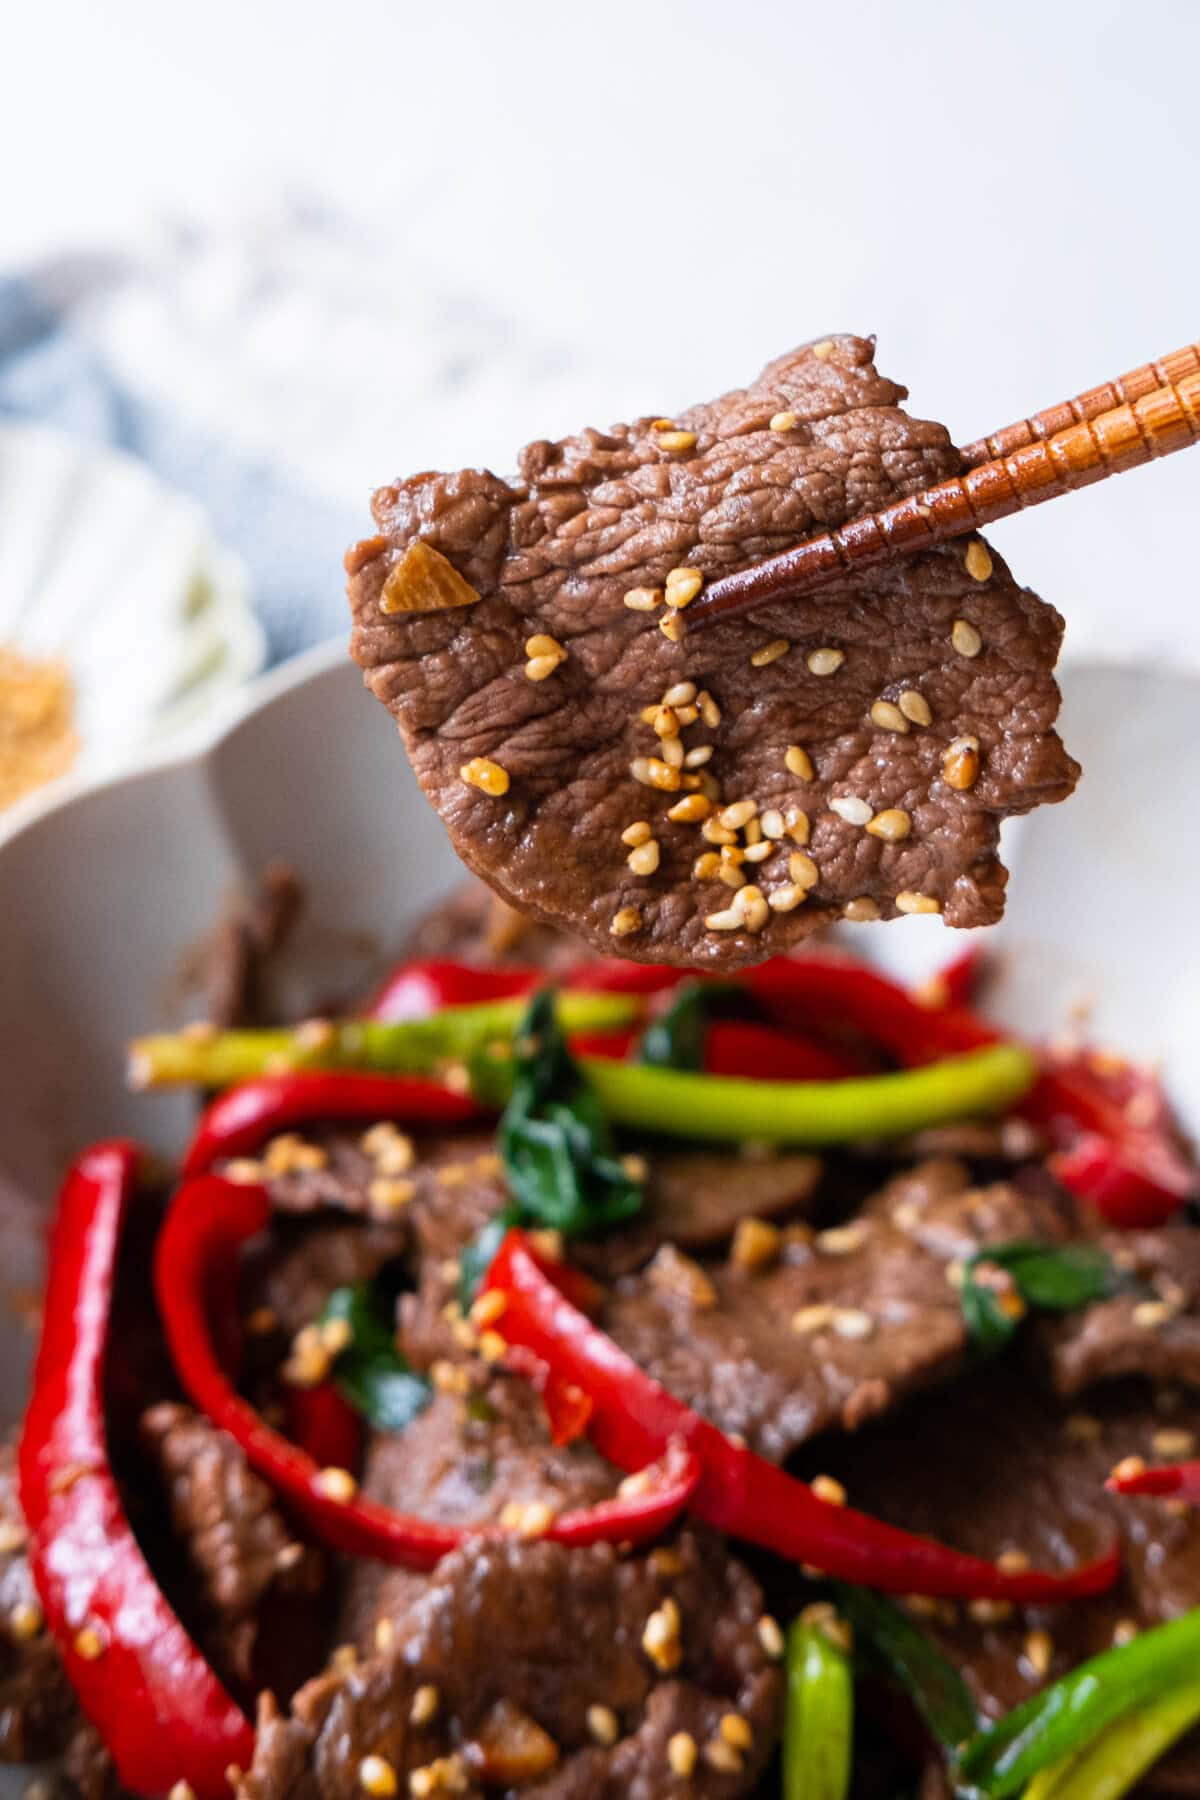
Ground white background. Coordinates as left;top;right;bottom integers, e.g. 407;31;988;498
3;0;1198;664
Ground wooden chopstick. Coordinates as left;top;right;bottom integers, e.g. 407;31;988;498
683;342;1200;630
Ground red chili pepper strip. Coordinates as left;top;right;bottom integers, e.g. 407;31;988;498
1108;1460;1200;1503
286;1383;363;1474
916;945;988;1011
18;1143;254;1799
704;1019;859;1082
742;956;996;1067
183;1072;485;1175
156;1176;699;1569
366;958;542;1022
485;1231;1120;1603
564;961;691;997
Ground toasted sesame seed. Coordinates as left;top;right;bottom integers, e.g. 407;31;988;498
997;1548;1031;1574
705;1738;744;1775
898;689;932;726
800;1602;854;1654
767;883;806;912
692;851;721;879
223;1157;265;1185
752;808;783;841
74;1626;105;1661
471;1289;507;1330
792;1303;835;1334
368;1176;416;1214
702;817;738;845
812;1474;847;1507
499;1499;557;1538
587;1704;619;1747
169;1783;197;1800
683;745;713;771
664;567;704;608
952;618;983;658
359;1756;399;1797
525;654;562;681
731;1217;783;1271
410;1685;440;1728
315;1467;358;1503
742;840;772;863
658;430;697;452
969;1599;1014;1625
409;1755;469;1798
785;745;815;779
610;907;644;942
622;819;652;846
1064;1412;1103;1443
813;338;834;360
264;1132;329;1176
830;795;873;827
650;418;674;431
844;895;881;923
659;681;694;707
668;1732;698;1777
1112;1455;1148;1484
832;1308;875;1340
630;755;682;792
660;735;685;770
757;1614;785;1659
785;807;811;846
1113;1619;1139;1647
696;688;721;728
818;1220;869;1255
652;705;679;739
1024;1629;1054;1679
659;614;683;642
627;840;661;877
361;1121;416;1173
807;647;845;676
769;410;799;432
718;798;757;830
705;906;744;931
870;699;910;734
1153;1428;1197;1458
867;807;912;841
526;633;564;660
460;757;510;797
965;540;994;583
736;885;769;932
643;1597;683;1671
786;852;819;890
666;794;711;824
943;736;981;791
751;637;790;668
9;1602;42;1641
1133;1300;1174;1331
623;586;662;611
718;862;746;890
895;891;941;915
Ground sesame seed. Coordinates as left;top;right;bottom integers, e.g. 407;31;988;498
471;1289;507;1329
9;1602;42;1641
952;618;983;658
787;852;819;889
705;1738;744;1775
785;745;814;779
751;637;790;668
965;540;994;583
664;567;704;608
1112;1455;1148;1484
702;817;737;845
74;1626;105;1661
359;1756;399;1797
409;1755;469;1798
264;1132;329;1176
697;688;721;728
526;633;564;660
623;586;662;611
792;1303;835;1334
785;807;811;845
499;1500;557;1538
705;906;744;931
368;1176;416;1214
587;1704;619;1747
769;410;799;431
223;1158;265;1185
800;1602;854;1654
459;757;510;797
870;699;910;734
830;795;873;827
719;798;757;830
630;755;681;792
659;615;683;642
817;1221;869;1255
660;681;695;706
812;1474;847;1507
997;1549;1031;1573
683;744;713;769
743;840;772;863
898;689;932;726
895;891;941;915
1133;1300;1174;1331
668;1732;698;1777
658;430;698;452
736;885;769;932
943;736;981;791
969;1599;1014;1625
768;883;807;912
314;1466;358;1503
807;647;845;676
660;735;685;769
1064;1412;1102;1443
832;1308;875;1340
1112;1619;1139;1647
866;807;912;841
650;418;674;431
410;1685;440;1727
718;862;746;891
754;808;783;840
169;1783;197;1800
693;851;721;879
1153;1428;1197;1458
667;793;711;823
361;1122;416;1173
643;1597;683;1671
844;897;881;921
731;1217;782;1271
1024;1630;1054;1679
674;702;700;725
812;338;834;360
525;654;562;681
757;1614;786;1660
652;705;679;739
622;820;652;846
627;840;661;877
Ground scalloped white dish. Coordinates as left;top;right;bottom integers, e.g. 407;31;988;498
0;645;1198;1794
0;422;264;792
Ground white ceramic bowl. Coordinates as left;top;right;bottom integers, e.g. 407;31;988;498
0;645;1198;1787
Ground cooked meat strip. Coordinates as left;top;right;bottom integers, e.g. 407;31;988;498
241;1531;781;1800
141;1404;326;1696
181;861;304;1030
242;1215;410;1344
813;1371;1200;1793
400;877;586;973
602;1158;1074;1461
1045;1225;1200;1395
346;334;1076;967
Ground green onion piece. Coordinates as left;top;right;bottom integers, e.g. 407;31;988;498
127;990;640;1089
581;1043;1036;1146
833;1585;976;1751
1024;1678;1200;1800
957;1608;1200;1797
318;1283;431;1431
960;1241;1118;1356
784;1617;854;1800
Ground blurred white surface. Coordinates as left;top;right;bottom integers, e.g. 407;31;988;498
3;0;1198;668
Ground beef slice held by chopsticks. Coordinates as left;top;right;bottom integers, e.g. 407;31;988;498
345;335;1077;968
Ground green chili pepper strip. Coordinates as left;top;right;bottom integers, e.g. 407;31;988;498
1024;1679;1200;1800
784;1619;854;1800
957;1608;1200;1797
832;1585;976;1751
580;1042;1036;1145
127;992;641;1090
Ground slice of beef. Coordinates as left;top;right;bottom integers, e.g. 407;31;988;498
0;1442;89;1769
400;877;586;973
346;334;1077;968
181;862;304;1030
241;1531;781;1800
141;1404;326;1698
602;1158;1074;1461
811;1371;1200;1793
243;1215;410;1343
1045;1225;1200;1396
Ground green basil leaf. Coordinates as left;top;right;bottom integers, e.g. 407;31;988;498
319;1282;431;1432
833;1585;977;1752
458;1210;516;1309
960;1240;1117;1356
637;984;711;1071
